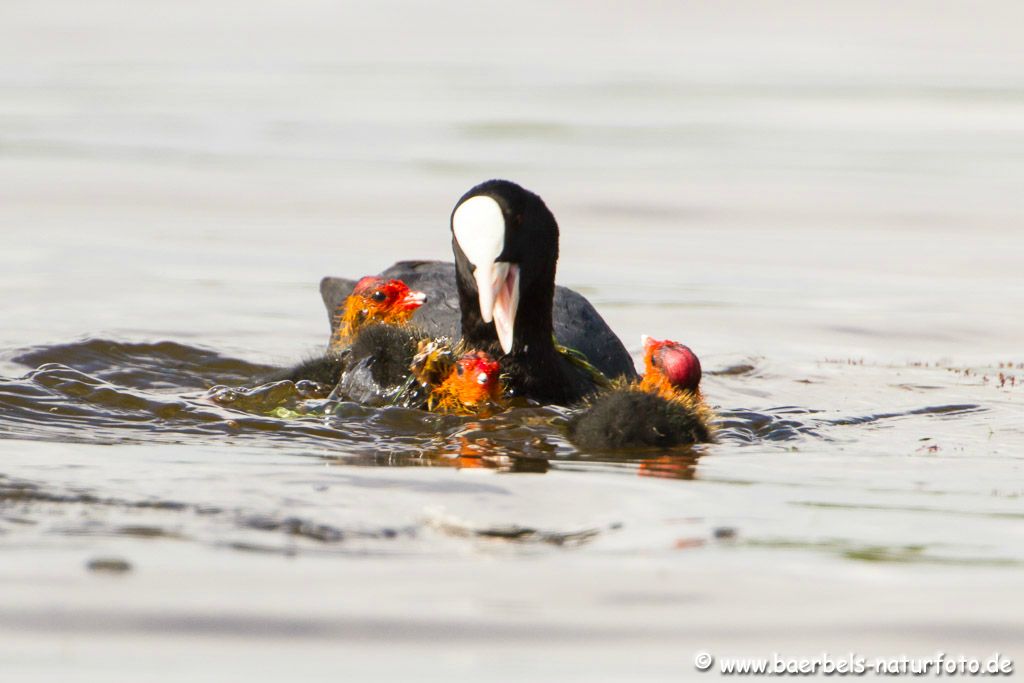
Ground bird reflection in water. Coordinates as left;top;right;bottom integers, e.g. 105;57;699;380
314;412;704;478
635;452;702;480
424;431;550;473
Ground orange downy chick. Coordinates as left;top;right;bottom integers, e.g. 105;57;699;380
329;277;426;351
429;351;504;416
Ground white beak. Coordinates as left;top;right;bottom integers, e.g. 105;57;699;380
473;262;520;354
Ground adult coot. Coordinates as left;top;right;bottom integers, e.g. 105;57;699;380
320;180;637;404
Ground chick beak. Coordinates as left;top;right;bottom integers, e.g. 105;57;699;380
474;262;520;354
399;289;427;311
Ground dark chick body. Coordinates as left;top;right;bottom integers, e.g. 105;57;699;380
335;323;423;406
568;338;713;450
568;388;711;450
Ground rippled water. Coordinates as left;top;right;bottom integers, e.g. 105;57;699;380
3;338;1021;562
3;1;1024;680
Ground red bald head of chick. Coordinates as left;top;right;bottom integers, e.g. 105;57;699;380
639;336;702;400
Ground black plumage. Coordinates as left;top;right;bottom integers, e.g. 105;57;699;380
335;323;423;406
567;388;711;450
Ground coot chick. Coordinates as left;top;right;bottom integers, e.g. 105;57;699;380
568;337;713;450
269;276;425;387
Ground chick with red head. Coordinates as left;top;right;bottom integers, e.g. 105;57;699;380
568;335;712;450
330;276;426;351
427;350;504;416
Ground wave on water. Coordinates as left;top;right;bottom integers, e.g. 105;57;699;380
10;339;277;391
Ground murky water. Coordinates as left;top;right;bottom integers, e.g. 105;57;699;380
2;1;1024;680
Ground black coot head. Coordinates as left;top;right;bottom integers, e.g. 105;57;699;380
450;179;559;354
